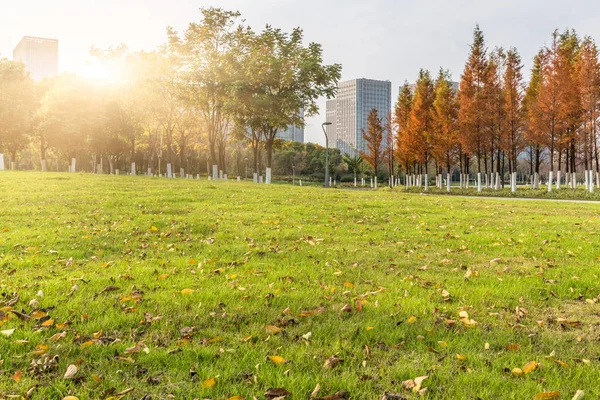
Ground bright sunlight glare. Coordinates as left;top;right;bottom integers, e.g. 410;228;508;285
80;60;120;84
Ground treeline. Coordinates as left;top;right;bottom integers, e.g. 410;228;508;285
362;26;600;191
0;8;341;179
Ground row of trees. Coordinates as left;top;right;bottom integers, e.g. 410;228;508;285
360;26;600;190
0;8;341;178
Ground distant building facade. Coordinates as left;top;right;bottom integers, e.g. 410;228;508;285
326;78;391;155
13;36;58;80
276;109;305;143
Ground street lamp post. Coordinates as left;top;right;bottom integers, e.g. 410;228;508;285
244;157;248;180
321;122;332;188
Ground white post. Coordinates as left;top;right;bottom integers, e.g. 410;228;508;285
197;174;200;180
41;159;47;172
354;177;357;187
459;173;463;189
370;177;373;188
180;168;184;178
374;176;378;189
266;167;271;184
299;179;302;186
71;158;76;173
253;172;258;183
424;174;429;191
224;174;227;180
572;173;577;189
548;171;553;192
259;175;263;184
212;165;217;180
219;170;224;180
447;173;451;192
131;162;136;176
589;170;594;193
97;163;102;174
477;173;482;192
167;163;173;178
485;173;489;189
466;174;470;189
511;172;516;193
237;176;241;182
116;169;120;176
0;153;4;171
556;171;561;190
585;170;589;191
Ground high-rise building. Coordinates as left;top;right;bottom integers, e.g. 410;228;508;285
276;109;305;143
326;78;391;155
13;36;58;80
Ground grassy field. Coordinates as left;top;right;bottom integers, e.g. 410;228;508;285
1;172;599;400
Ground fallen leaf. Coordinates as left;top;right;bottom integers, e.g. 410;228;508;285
506;344;521;352
63;397;79;400
268;355;288;364
41;319;55;327
311;383;321;398
323;356;343;369
64;364;78;379
554;359;569;368
572;390;584;400
407;316;417;324
181;288;195;295
1;328;15;337
265;325;282;335
12;370;22;382
228;397;245;400
265;388;291;399
202;377;216;388
511;368;524;376
523;360;538;374
32;343;49;356
533;392;560;400
456;354;466;361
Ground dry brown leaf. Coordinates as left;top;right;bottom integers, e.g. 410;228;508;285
323;356;343;369
265;325;282;335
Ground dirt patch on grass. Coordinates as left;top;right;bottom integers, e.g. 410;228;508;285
539;301;600;341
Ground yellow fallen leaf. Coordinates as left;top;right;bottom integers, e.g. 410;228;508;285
228;397;245;400
41;319;55;327
33;343;49;356
93;330;103;339
159;274;169;280
268;355;288;364
407;316;417;324
511;368;524;376
554;359;568;368
63;397;80;400
202;377;216;388
456;354;466;361
80;340;95;349
12;370;22;382
343;282;355;288
533;392;560;400
366;326;374;331
438;341;448;348
150;226;158;232
265;325;282;335
32;310;47;320
523;360;538;374
181;288;195;295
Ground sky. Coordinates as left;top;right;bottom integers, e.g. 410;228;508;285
2;0;600;145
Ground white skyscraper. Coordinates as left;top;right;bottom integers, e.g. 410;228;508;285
326;78;391;155
13;36;58;81
276;109;305;143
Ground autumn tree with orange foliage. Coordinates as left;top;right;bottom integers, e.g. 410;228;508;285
501;48;525;177
360;108;385;177
408;69;435;187
576;36;600;177
458;25;489;183
431;69;458;189
395;83;414;176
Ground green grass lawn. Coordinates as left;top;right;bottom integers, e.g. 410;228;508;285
1;172;599;400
